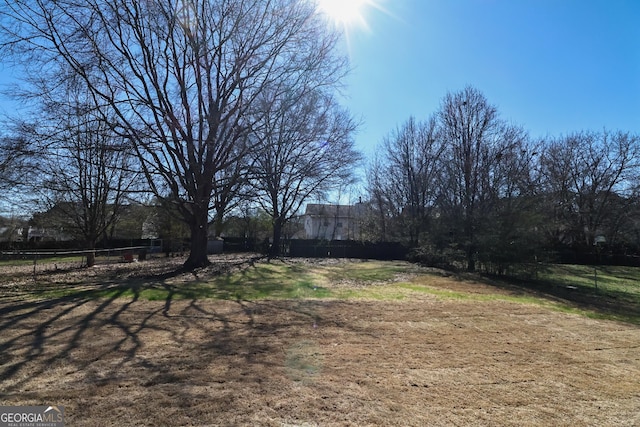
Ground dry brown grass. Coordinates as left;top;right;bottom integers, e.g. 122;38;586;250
0;256;639;426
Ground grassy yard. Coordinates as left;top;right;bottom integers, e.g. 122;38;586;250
4;252;639;308
1;255;639;426
8;260;415;302
6;256;639;324
535;264;640;303
0;255;85;267
505;263;640;324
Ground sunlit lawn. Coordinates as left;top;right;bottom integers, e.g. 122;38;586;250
9;258;635;324
30;261;408;301
535;263;640;304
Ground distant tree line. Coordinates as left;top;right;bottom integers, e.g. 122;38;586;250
364;86;640;272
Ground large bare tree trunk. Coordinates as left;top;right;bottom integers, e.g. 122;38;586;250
86;251;96;268
270;217;284;257
185;212;210;269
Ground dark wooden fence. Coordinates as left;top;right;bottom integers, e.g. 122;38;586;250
0;237;410;261
287;239;408;260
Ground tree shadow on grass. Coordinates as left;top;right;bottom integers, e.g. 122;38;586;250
0;254;338;417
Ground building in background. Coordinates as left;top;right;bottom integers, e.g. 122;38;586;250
303;203;366;240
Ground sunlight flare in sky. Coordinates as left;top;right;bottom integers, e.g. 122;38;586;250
316;0;381;32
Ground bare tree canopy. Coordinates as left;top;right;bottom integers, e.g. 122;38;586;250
540;130;640;249
436;86;530;271
0;133;32;192
23;86;140;265
365;85;640;270
366;86;534;271
0;0;349;268
373;116;442;245
249;88;360;256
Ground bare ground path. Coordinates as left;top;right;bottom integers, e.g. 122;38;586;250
0;257;639;426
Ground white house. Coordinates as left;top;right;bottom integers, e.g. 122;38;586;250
303;203;366;240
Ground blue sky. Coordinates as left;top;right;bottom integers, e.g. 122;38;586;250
0;0;637;159
342;0;640;158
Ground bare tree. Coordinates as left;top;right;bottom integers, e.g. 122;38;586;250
0;133;33;198
373;116;443;245
0;0;348;268
0;112;43;215
19;90;138;266
437;86;528;271
473;134;541;272
540;130;640;251
249;88;360;256
364;154;392;242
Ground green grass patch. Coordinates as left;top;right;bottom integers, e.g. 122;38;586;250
393;279;640;324
18;259;640;324
395;281;545;305
333;286;406;301
535;264;640;304
210;262;333;300
28;260;410;302
318;261;408;283
31;261;335;301
395;282;471;300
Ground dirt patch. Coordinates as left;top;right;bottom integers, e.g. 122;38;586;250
0;258;639;426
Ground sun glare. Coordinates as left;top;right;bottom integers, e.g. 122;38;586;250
317;0;376;31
